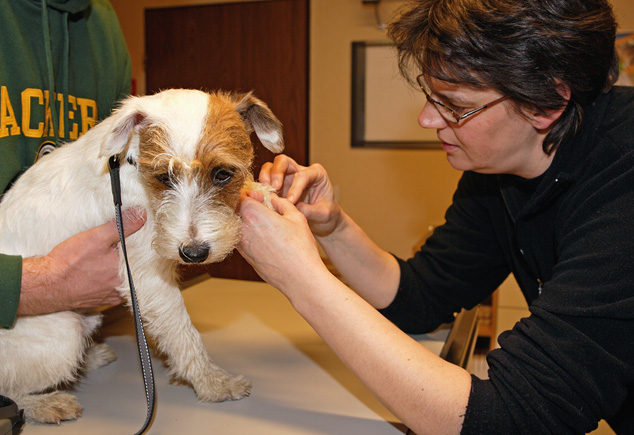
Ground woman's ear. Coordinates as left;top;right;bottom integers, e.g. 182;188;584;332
531;81;571;130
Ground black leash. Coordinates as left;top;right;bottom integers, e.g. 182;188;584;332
108;155;156;435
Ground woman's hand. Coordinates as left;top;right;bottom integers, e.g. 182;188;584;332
239;188;470;435
251;155;401;309
238;192;330;297
258;154;343;237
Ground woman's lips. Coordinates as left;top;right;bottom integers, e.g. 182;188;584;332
441;141;460;152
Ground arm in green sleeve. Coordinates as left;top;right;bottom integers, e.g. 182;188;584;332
0;254;22;328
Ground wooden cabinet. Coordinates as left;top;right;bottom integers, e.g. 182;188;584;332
145;0;309;282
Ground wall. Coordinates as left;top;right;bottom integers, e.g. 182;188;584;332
109;0;634;261
309;0;460;259
613;0;634;30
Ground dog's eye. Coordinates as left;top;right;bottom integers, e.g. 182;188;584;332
156;173;173;188
212;168;233;185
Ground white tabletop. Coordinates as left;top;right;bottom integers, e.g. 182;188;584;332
22;277;448;435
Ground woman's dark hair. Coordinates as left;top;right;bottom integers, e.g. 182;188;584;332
388;0;619;154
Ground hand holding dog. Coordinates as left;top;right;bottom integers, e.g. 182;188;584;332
258;154;343;238
18;208;146;315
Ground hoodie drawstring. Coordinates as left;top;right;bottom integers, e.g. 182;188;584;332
40;0;70;146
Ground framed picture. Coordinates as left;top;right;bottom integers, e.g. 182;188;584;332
616;32;634;86
351;41;440;149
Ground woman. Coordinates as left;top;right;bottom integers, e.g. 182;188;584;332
239;0;634;433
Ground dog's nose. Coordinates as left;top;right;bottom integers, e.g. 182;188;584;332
179;243;210;264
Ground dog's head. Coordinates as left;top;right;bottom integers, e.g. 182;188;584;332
99;89;283;265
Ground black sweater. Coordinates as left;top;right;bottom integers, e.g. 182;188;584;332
380;86;634;434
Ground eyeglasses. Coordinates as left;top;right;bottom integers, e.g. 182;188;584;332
416;74;510;124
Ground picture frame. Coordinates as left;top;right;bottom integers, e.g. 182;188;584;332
616;32;634;86
351;41;440;149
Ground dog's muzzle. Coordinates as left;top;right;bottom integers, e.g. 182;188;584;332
179;243;210;264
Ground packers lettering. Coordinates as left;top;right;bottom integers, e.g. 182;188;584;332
0;86;97;140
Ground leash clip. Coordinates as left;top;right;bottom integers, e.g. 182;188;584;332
108;155;122;207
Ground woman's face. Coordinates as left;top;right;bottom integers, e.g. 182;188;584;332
418;77;555;179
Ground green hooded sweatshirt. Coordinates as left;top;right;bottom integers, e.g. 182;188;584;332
0;0;131;327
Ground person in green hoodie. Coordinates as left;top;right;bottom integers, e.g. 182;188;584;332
0;0;145;328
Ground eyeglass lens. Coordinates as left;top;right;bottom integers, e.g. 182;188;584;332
417;78;460;123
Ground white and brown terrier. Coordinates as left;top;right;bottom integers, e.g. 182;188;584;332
0;89;283;424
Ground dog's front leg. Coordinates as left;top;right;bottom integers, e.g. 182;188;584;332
130;268;251;402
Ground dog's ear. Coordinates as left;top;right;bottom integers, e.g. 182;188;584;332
99;100;148;160
234;92;284;154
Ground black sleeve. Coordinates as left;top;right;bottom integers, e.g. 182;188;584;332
379;172;510;333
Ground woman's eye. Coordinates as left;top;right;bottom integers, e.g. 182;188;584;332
444;101;467;113
212;168;233;184
156;173;172;187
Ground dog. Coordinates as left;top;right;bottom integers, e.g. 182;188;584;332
0;89;283;424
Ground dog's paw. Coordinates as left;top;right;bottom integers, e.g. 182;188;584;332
194;372;252;402
19;391;82;424
83;343;117;372
243;180;276;209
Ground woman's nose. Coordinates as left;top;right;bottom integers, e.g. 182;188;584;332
418;101;447;129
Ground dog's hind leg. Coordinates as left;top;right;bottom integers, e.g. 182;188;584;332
83;343;117;372
0;311;97;423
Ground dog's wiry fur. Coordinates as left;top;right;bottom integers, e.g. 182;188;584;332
0;89;283;424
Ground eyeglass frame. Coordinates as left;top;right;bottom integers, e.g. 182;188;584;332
416;74;510;124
